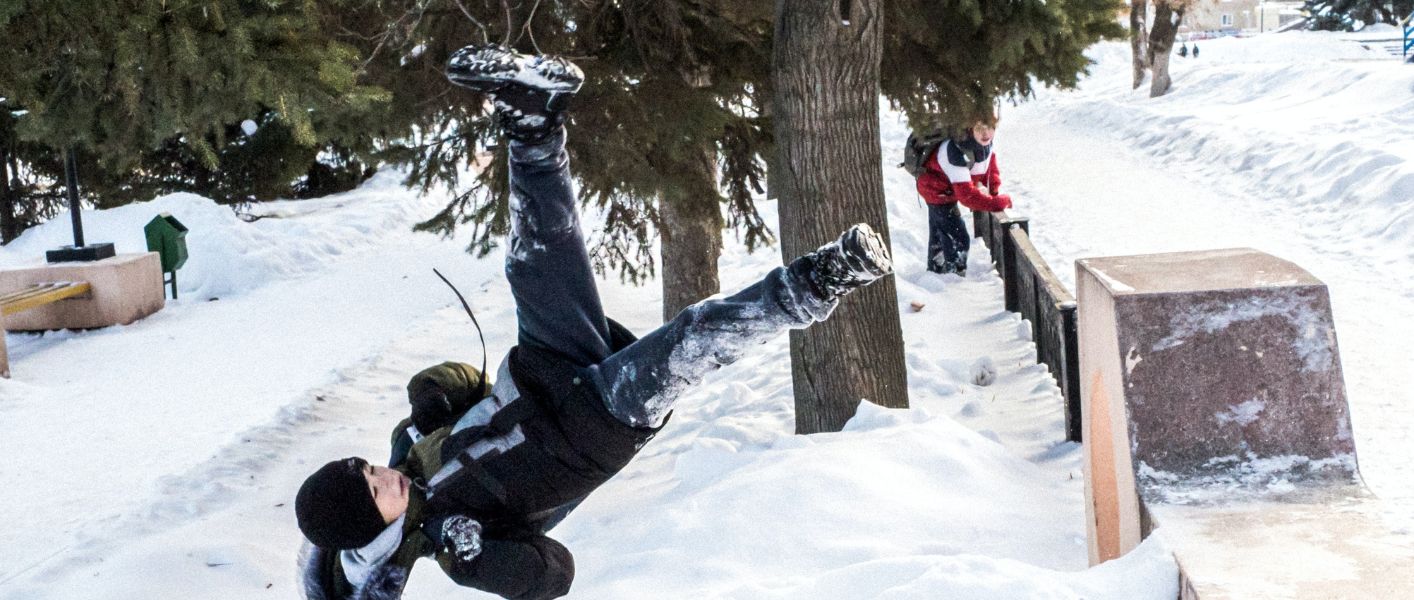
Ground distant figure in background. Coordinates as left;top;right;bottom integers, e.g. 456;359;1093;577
1193;43;1200;58
914;109;1011;276
1178;43;1189;58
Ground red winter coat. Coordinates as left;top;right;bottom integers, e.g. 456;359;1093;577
915;139;1011;212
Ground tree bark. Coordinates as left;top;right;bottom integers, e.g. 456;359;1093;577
766;131;784;203
659;145;724;322
1130;0;1149;90
1148;1;1184;98
773;0;910;434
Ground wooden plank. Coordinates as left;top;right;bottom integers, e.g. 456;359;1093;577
972;210;989;253
1;315;8;379
0;283;65;305
1;282;91;316
1016;246;1041;336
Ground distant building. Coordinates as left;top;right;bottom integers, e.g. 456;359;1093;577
1182;0;1306;36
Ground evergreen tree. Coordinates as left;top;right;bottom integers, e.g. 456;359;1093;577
882;0;1125;128
0;107;65;243
360;0;1119;312
1306;0;1414;30
573;1;774;318
0;0;390;236
340;0;776;318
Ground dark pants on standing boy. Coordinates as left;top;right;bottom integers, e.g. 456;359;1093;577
927;202;969;275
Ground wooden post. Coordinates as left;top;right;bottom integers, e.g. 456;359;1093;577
1000;218;1030;312
0;315;9;378
1061;301;1081;442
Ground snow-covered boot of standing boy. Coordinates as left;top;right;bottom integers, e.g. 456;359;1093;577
444;44;584;142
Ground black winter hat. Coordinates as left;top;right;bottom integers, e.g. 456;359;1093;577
296;457;387;549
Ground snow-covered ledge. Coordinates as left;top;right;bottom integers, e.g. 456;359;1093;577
1074;248;1413;598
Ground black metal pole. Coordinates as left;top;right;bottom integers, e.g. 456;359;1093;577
64;146;84;248
0;141;12;245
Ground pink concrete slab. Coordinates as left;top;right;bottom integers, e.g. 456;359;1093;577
0;253;164;331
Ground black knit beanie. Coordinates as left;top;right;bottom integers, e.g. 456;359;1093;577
296;457;387;550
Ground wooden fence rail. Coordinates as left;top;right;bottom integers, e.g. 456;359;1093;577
973;210;1082;442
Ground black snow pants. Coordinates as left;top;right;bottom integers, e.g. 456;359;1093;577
506;127;836;431
926;202;969;274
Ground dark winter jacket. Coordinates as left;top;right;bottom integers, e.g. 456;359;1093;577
301;319;664;600
916;137;1011;212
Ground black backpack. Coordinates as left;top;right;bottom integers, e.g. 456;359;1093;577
901;128;948;177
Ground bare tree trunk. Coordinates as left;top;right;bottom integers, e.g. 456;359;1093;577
1148;1;1185;97
1130;0;1149;90
766;134;783;203
773;0;910;434
659;145;724;322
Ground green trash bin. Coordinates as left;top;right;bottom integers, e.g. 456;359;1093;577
144;213;188;298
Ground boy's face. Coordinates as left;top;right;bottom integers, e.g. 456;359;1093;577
363;463;412;523
971;122;995;145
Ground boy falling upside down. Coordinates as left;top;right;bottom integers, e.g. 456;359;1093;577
296;45;895;600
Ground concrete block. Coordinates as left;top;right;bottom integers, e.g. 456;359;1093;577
1075;248;1412;597
0;253;164;331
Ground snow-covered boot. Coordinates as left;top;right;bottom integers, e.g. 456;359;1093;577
445;44;584;142
796;223;894;300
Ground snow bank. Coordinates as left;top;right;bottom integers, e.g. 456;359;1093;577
0;170;443;300
1051;37;1414;273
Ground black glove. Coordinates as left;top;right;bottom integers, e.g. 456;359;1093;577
410;386;455;434
425;514;484;563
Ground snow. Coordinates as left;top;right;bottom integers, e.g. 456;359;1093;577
1;27;1408;599
1215;399;1266;428
0;151;1130;597
1148;293;1335;372
1137;453;1360;505
1005;32;1414;534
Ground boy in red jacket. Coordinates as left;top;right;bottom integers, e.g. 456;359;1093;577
915;112;1010;275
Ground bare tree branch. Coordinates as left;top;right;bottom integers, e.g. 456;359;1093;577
451;0;492;44
500;0;514;47
515;0;544;53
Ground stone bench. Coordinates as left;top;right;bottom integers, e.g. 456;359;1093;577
1075;248;1413;598
0;253;164;378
